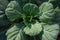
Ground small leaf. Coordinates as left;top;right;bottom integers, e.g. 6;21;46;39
6;23;25;40
15;0;29;8
23;3;39;17
39;2;54;23
41;24;59;40
23;22;42;36
5;1;21;22
54;7;60;23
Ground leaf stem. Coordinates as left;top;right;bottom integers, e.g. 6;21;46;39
22;14;26;25
30;16;33;22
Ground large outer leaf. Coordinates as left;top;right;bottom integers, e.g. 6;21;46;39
41;24;59;40
23;22;42;36
23;3;39;17
5;1;21;22
39;2;54;23
6;23;25;40
0;11;9;26
0;0;9;11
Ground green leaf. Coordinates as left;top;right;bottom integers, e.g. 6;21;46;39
15;0;29;8
48;0;59;8
39;2;54;23
5;1;21;22
0;0;9;11
0;11;9;26
6;23;25;40
23;3;39;17
41;24;59;40
23;22;42;36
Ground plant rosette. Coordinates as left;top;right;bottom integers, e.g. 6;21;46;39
0;0;59;40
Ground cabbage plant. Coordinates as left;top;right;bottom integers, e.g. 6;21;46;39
0;0;60;40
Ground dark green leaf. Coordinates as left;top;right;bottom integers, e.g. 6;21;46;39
23;3;39;17
0;11;9;26
54;7;60;23
0;0;9;11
